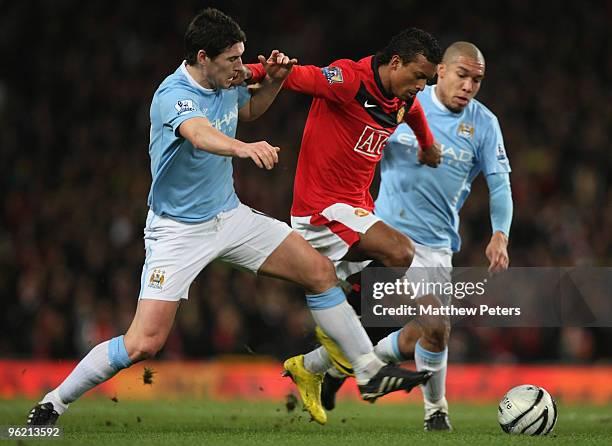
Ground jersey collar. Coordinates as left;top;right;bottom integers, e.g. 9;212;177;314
180;61;215;93
371;56;395;100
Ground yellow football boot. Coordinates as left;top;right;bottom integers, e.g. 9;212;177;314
282;355;327;425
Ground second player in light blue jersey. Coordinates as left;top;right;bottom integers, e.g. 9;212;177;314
372;42;512;430
315;42;513;431
28;8;431;427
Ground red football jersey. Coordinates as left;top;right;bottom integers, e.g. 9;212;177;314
248;56;433;216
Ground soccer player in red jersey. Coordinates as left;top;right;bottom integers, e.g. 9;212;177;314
247;28;442;278
246;29;443;421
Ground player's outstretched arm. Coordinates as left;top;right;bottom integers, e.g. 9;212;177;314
179;117;280;169
485;172;513;273
244;58;359;102
238;50;297;121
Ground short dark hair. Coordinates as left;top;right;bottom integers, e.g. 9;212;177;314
184;8;246;65
376;28;442;66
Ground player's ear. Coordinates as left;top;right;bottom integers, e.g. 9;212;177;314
196;50;209;66
389;55;402;70
437;63;446;79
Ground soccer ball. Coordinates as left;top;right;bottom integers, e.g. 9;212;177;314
497;384;558;435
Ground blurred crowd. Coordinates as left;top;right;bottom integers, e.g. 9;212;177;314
1;0;610;363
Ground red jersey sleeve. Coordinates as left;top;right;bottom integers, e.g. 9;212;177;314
245;60;359;103
246;63;266;83
404;97;434;149
282;60;359;103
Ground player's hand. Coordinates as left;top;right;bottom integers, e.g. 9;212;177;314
231;66;252;86
486;231;509;274
418;141;442;167
258;50;297;81
235;141;280;169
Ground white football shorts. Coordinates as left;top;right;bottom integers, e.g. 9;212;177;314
291;203;381;280
139;203;293;301
405;242;453;304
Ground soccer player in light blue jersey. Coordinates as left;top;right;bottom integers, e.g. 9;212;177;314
27;8;430;426
310;42;513;431
372;41;512;430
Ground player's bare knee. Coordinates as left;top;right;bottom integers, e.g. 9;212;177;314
303;255;338;294
128;336;165;362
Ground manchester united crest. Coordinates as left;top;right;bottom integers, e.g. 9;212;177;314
396;106;406;124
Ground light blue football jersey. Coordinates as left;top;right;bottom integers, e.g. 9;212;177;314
147;62;251;222
375;85;511;252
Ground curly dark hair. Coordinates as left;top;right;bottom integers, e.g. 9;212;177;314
184;8;246;65
376;28;442;66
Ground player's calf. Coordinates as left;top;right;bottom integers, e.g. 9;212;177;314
418;318;450;353
123;299;179;361
405;310;450;354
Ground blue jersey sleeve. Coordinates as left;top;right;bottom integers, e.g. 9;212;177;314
478;116;511;175
159;88;207;136
487;172;513;236
237;85;251;109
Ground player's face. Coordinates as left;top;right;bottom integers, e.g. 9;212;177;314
204;42;245;89
388;54;437;101
436;56;485;112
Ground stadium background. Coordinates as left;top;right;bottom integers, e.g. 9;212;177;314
0;0;610;402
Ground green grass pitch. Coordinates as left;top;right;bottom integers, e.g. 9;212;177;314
1;399;610;445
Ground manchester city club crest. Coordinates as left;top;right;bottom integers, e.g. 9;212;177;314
148;269;166;289
457;122;475;139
